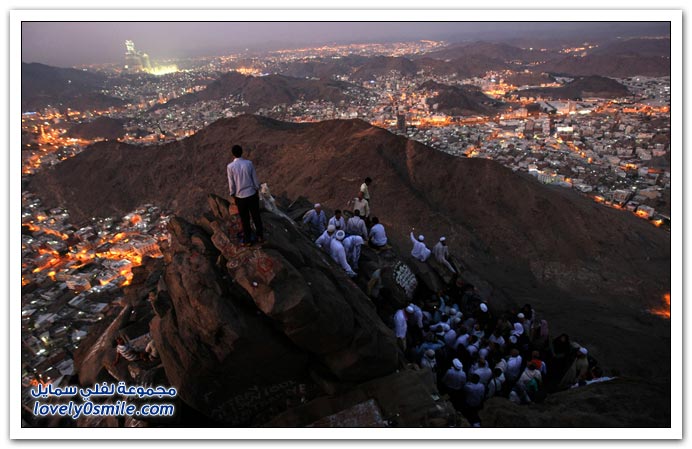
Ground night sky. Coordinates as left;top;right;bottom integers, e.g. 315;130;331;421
22;21;670;67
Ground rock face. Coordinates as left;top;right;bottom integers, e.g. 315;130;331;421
150;195;401;425
66;117;126;141
480;378;670;427
31;114;671;403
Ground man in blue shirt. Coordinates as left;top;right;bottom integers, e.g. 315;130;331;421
303;203;327;236
368;216;388;248
227;145;264;246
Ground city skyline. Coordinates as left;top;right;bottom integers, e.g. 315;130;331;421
21;21;670;67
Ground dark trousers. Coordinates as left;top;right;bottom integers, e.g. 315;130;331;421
235;193;263;241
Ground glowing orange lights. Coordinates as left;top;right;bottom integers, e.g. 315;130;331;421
649;293;670;319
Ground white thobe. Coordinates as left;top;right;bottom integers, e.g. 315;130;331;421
410;232;431;262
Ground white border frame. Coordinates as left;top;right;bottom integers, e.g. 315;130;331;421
9;9;682;440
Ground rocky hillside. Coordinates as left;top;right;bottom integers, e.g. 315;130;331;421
21;62;125;112
151;72;357;112
30;115;671;386
72;195;457;427
516;75;630;100
66;116;126;140
418;80;502;115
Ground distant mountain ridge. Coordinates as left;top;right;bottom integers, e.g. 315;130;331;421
418;80;502;115
66;116;126;140
514;75;630;100
152;71;358;112
21;62;125;112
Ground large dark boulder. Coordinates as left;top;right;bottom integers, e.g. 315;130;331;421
150;194;402;425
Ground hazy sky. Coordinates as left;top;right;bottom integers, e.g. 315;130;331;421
22;22;670;67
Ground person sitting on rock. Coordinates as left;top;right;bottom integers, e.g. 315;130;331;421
114;336;145;364
346;209;368;240
315;224;336;252
368;217;388;248
342;234;364;268
409;230;431;262
432;236;456;273
328;209;346;231
329;230;356;277
303;203;327;236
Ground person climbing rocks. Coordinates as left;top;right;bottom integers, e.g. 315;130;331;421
329;230;356;277
432;236;456;273
315;224;336;252
303;203;327;236
409;230;431;262
342;234;365;268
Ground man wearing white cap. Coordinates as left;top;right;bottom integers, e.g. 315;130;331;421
393;305;414;351
303;203;327;236
342;234;364;268
575;346;590;382
315;224;336;252
433;237;456;273
442;358;467;406
409;230;431;262
329;230;356;277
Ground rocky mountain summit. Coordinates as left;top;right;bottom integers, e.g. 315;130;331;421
73;194;458;427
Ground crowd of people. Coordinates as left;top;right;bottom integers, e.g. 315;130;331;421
392;291;604;426
303;177;391;278
225;146;608;427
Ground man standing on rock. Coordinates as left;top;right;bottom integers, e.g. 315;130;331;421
348;191;370;220
360;177;372;206
227;144;264;246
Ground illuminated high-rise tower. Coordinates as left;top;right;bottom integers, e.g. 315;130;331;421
124;40;143;71
124;40;152;71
